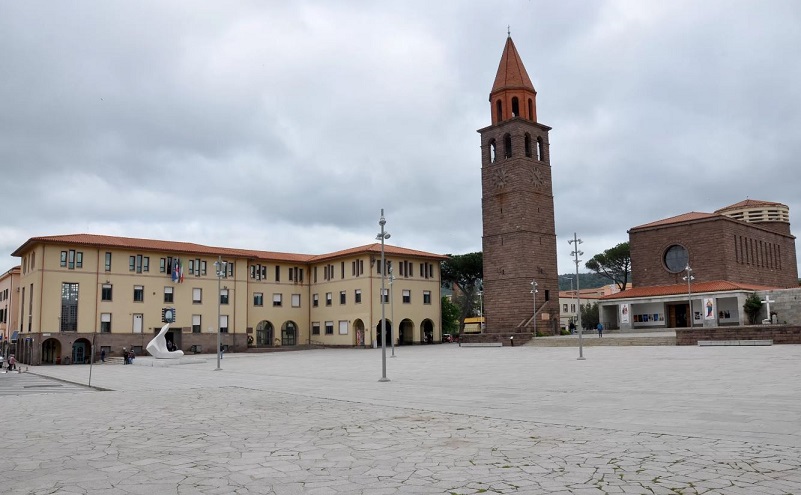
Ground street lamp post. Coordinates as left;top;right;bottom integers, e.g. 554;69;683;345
683;264;694;327
569;233;586;360
389;266;395;357
214;256;227;371
376;209;391;382
530;279;538;338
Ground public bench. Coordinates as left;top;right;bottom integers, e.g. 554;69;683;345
697;340;773;346
460;342;503;347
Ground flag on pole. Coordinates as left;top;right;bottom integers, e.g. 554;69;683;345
172;260;179;283
179;259;184;283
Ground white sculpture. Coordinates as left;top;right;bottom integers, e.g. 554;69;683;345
146;323;185;359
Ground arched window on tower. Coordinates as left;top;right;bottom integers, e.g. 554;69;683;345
536;137;543;161
528;99;534;120
512;97;520;117
504;134;512;159
524;133;532;158
496;100;503;121
489;139;497;163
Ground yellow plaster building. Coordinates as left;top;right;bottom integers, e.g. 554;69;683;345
10;234;446;365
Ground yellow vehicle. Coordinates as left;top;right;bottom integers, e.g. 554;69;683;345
462;317;485;334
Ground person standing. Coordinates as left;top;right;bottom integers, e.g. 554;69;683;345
123;348;129;365
100;349;106;363
568;321;576;335
596;322;604;337
8;354;17;371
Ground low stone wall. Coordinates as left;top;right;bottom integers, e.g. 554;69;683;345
459;332;533;347
676;325;801;345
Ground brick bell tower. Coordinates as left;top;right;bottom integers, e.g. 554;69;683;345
478;35;559;337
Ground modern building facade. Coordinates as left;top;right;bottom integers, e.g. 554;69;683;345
479;35;559;338
600;199;797;329
9;234;446;365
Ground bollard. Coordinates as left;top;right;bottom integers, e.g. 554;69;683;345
510;336;514;347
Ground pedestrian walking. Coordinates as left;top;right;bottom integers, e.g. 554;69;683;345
596;322;604;337
569;321;576;335
8;354;16;371
100;349;106;363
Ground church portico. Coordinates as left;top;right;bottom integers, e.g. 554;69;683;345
600;287;756;331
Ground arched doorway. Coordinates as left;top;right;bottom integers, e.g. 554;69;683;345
398;319;415;345
375;319;392;347
41;338;61;365
72;338;92;364
281;321;297;346
256;320;274;347
353;319;365;347
421;319;434;344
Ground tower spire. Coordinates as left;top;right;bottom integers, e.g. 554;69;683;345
489;36;537;124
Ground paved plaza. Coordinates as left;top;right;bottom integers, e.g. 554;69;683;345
2;343;801;494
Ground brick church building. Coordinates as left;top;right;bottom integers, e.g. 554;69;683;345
600;199;798;329
474;35;559;343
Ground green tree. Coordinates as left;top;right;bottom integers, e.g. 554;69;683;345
585;242;631;291
580;302;599;331
441;252;483;331
743;293;762;324
441;296;460;336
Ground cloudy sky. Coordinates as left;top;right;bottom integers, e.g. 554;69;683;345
2;0;800;277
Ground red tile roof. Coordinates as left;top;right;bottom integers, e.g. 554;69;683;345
601;280;779;300
714;199;787;213
309;243;449;263
630;212;717;231
491;36;535;94
11;234;446;263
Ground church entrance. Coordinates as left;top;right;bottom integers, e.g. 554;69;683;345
668;304;691;328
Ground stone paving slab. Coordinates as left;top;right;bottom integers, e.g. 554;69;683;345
2;344;801;494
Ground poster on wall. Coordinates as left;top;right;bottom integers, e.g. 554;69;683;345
620;303;630;324
704;298;715;320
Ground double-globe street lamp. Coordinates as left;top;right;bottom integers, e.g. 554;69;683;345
376;209;391;382
683;264;694;327
530;279;538;339
214;256;228;371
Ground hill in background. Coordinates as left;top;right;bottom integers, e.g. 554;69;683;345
558;273;610;291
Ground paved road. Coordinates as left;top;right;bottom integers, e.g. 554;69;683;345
1;344;800;494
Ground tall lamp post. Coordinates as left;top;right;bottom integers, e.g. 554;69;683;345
683;264;694;327
569;233;586;360
530;279;538;338
376;209;391;382
388;266;396;357
214;256;227;371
